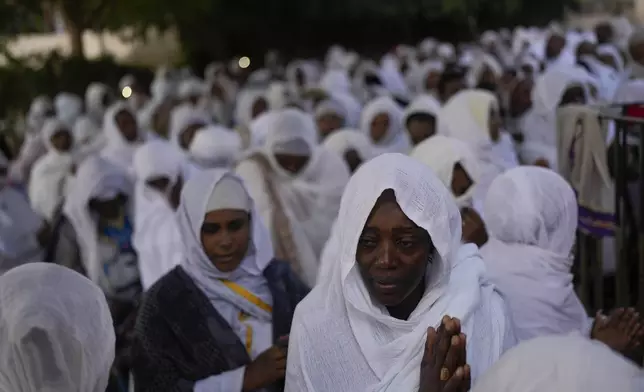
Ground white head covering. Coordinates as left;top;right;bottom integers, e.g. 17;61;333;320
410;135;480;209
28;119;74;222
360;96;411;153
471;334;644;392
234;89;268;128
63;157;131;283
169;104;210;149
85;83;111;121
178;78;207;101
403;94;441;125
322;128;379;163
132;140;184;290
54;93;83;129
314;99;348;122
597;44;625;73
27;96;53;133
480;167;589;341
100;102;142;172
0;263;115;392
178;170;275;356
467;53;504;87
288;154;513;391
188;125;241;169
264;109;318;163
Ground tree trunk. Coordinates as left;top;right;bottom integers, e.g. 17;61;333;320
67;20;84;58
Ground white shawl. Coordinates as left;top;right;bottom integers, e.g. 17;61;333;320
188;125;242;170
480;167;590;342
28;119;74;222
409;135;482;211
361;96;412;154
100;102;143;175
322;128;380;163
471;334;644;392
0;263;115;392
62;156;132;284
132;140;184;290
285;154;515;392
237;109;350;286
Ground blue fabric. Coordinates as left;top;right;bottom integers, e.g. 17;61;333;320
101;216;134;251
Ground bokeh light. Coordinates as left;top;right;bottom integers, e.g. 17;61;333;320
122;86;132;99
238;56;251;69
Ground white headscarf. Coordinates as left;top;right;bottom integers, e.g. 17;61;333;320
132;140;184;290
188;125;242;169
285;154;514;392
63;156;131;284
28;119;74;222
234;89;268;128
439;90;518;199
168;104;210;150
26;96;53;133
471;334;644;392
0;263;115;392
480;167;590;342
410;135;481;210
85;82;111;122
361;96;411;153
100;102;143;174
54;93;83;129
403;94;441;125
322;128;379;163
178;170;274;357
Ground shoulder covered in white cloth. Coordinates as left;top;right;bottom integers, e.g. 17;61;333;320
471;333;644;392
285;153;516;392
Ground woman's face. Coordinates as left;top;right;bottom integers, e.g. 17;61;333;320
179;123;205;150
370;113;390;143
316;113;344;139
451;163;473;197
344;149;363;173
546;35;566;60
560;86;586;106
597;54;618;70
274;153;310;174
252;97;268;119
50;129;73;152
406;114;436;146
200;209;251;272
89;194;126;221
146;176;170;194
510;79;534;118
488;107;502;142
115;110;139;142
425;71;441;91
356;190;432;308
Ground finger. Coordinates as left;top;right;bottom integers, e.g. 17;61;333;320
459;333;467;367
619;308;636;331
435;321;452;367
275;357;287;370
461;364;472;392
452;318;462;335
425;327;437;366
444;334;461;375
609;308;625;328
443;367;465;392
432;322;446;363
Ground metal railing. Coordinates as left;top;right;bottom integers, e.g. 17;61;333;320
574;104;643;313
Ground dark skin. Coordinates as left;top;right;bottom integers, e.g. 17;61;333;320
252;98;268;120
439;79;465;104
629;41;644;67
115;110;139;142
370;113;390;144
425;71;441;92
179;123;205;150
598;54;619;71
592;308;644;356
560;86;587;106
488;107;502;143
406;114;437;146
576;41;597;61
89;194;128;223
509;79;534;118
356;190;432;321
595;23;614;45
450;164;472;198
274;153;310;175
50;129;73;153
343;149;363;173
199;209;288;391
420;316;471;392
316;113;344;139
545;34;566;61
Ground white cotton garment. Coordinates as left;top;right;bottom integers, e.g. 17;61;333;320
480;167;591;342
54;92;83;129
168;104;210;151
439;90;518;208
238;109;350;286
471;334;644;392
322;128;380;163
285;153;516;392
234;89;268;128
28;119;75;222
403;94;441;126
63;156;132;284
132;140;184;290
100;102;143;176
189;125;242;170
410;135;481;211
361;96;412;154
0;263;115;392
178;170;275;392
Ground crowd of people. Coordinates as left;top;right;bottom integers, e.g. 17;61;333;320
0;16;644;392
